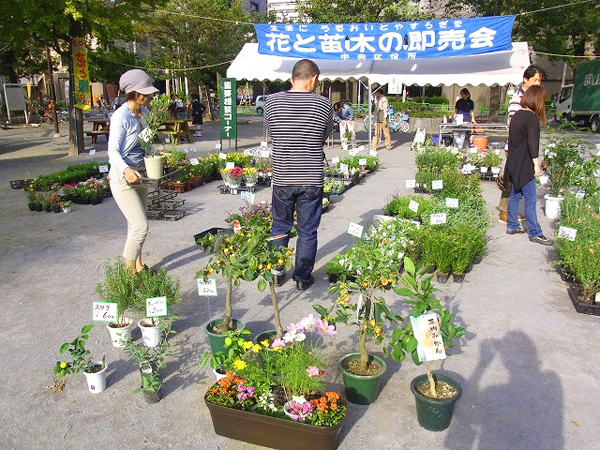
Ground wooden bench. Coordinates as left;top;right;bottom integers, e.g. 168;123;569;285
85;130;110;144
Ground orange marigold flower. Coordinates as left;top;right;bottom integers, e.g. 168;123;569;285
331;404;338;410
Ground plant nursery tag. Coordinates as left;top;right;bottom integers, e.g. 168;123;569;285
494;149;501;155
241;191;255;205
146;296;168;317
190;147;197;152
359;158;367;166
98;165;109;173
340;163;349;174
369;150;378;157
596;292;600;304
183;148;189;154
431;180;443;190
492;167;501;174
349;148;359;156
405;179;416;188
430;213;447;225
332;156;340;164
480;166;488;173
446;198;459;208
409;200;419;213
190;158;199;166
538;175;548;185
218;152;227;159
89;149;96;156
92;302;118;322
197;278;218;297
260;150;270;158
165;138;171;144
411;220;421;229
410;313;446;362
261;141;268;147
558;226;577;241
358;145;365;151
347;222;364;238
469;148;477;154
451;147;459;154
215;144;222;150
226;162;235;169
575;192;585;200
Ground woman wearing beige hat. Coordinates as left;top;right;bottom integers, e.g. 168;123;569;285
108;69;159;274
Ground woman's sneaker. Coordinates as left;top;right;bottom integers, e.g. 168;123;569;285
529;235;554;246
506;226;527;235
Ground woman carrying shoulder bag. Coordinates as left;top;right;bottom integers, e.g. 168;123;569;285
505;85;553;246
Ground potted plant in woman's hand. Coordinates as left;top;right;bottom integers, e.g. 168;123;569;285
543;135;582;219
95;258;138;347
391;257;466;431
53;324;108;394
140;94;171;179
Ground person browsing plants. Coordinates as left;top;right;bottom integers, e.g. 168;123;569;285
504;85;553;246
107;69;159;274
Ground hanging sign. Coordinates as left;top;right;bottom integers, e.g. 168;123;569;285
254;16;515;61
219;78;237;140
410;313;447;362
197;278;218;297
92;302;118;322
72;38;92;110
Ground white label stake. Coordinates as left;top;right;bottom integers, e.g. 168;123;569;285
347;222;364;238
557;226;577;241
146;296;168;317
92;302;118;322
409;200;419;213
430;213;447;225
197;278;218;297
446;198;459;208
406;179;416;188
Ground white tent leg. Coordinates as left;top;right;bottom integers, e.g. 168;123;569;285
368;81;372;147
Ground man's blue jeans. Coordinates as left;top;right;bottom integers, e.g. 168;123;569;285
271;185;323;281
507;177;543;237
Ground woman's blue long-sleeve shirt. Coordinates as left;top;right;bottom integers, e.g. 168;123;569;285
107;104;148;174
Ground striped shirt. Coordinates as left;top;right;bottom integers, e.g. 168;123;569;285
265;91;333;187
507;87;525;125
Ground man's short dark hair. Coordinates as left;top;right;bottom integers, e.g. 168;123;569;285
523;64;543;80
333;102;342;111
292;59;320;81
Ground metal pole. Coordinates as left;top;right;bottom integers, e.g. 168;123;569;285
368;81;372;146
46;47;60;137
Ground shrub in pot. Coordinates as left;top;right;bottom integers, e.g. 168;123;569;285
139;95;170;179
53;324;108;394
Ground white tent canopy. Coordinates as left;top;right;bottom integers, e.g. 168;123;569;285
227;42;530;86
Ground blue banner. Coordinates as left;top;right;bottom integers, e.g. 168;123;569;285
255;15;515;61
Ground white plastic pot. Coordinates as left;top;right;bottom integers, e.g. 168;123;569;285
213;367;227;381
138;318;161;348
63;207;72;214
106;318;134;347
144;156;164;179
83;362;108;394
544;194;564;220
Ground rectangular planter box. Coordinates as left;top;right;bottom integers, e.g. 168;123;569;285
205;397;346;450
567;284;600;316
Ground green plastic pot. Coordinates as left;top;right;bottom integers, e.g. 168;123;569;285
410;373;462;431
339;353;387;405
204;318;245;355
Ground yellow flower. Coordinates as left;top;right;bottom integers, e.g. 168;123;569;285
251;344;261;353
242;341;254;350
260;339;270;348
272;346;282;352
233;360;247;371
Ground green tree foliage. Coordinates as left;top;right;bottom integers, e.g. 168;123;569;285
297;0;431;23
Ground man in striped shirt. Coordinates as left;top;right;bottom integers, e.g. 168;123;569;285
264;59;334;291
499;65;543;224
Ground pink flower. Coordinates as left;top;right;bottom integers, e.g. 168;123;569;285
316;318;337;336
299;314;317;332
287;321;303;333
306;366;321;377
272;338;285;349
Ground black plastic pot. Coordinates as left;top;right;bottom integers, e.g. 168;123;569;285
52;205;61;213
35;204;43;212
44;205;51;212
411;374;462;431
91;197;102;205
452;273;465;283
143;388;161;404
436;271;450;284
27;203;36;211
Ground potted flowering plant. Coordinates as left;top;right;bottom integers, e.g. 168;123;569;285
242;167;258;187
139;94;171;179
61;200;73;213
53;324;108;394
199;327;254;379
220;166;243;192
543;135;582;218
25;189;43;211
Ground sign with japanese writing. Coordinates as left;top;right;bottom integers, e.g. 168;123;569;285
98;165;109;173
255;16;515;61
347;222;364;238
558;226;577;241
146;296;168;317
241;191;255;204
446;198;459;208
359;158;367;165
219;78;237;140
71;38;91;110
405;179;416;188
388;76;403;94
190;158;199;165
432;180;443;190
410;313;447;362
409;200;419;213
197;278;218;297
430;213;447;225
92;302;118;322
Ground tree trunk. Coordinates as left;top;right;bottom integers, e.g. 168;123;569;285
270;282;284;339
426;361;437;398
221;278;233;331
359;325;369;372
489;85;500;123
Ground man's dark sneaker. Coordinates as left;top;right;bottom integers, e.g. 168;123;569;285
529;235;554;246
272;269;286;287
506;226;527;235
295;275;315;291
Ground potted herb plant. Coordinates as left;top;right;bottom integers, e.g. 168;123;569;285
53;324;108;394
140;94;171;179
95;258;138;347
61;200;73;214
543;135;581;219
391;257;466;431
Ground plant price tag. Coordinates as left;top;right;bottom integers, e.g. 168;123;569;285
359;158;367;166
480;166;488;173
190;147;197;152
369;150;378;157
241;191;255;205
226;161;235;169
575;192;585;200
215;144;222;150
410;313;446;362
260;149;270;158
596;292;600;304
183;148;189;154
558;226;577;241
406;179;416;188
165;138;171;144
469;148;477;154
92;302;118;322
197;278;218;297
538;175;548;185
340;163;349;174
89;149;96;156
492;167;501;174
408;200;419;213
332;156;340;164
98;165;109;173
349;148;359;156
358;145;365;151
431;180;443;190
218;152;227;159
430;213;447;225
494;149;501;155
261;141;268;147
446;198;459;208
146;296;168;317
190;158;199;165
347;222;364;238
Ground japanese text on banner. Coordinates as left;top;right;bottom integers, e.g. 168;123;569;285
71;38;91;110
219;78;237;140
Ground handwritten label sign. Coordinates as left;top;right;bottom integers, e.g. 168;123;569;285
430;213;447;225
558;226;577;241
575;192;585;200
93;302;118;322
332;156;340;164
492;167;501;174
340;163;349;174
165;138;171;144
358;145;365;151
190;147;197;152
197;278;218;297
218;152;227;160
89;149;96;156
406;179;416;189
469;148;478;154
349;148;359;156
183;148;190;154
347;222;364;238
226;162;235;169
409;200;419;213
446;198;459;208
260;150;270;158
494;149;501;155
98;165;109;173
261;141;268;147
359;158;367;166
596;292;600;304
215;144;222;150
538;175;548;185
190;158;199;165
480;166;488;173
241;191;255;204
369;150;378;157
432;180;443;190
410;313;446;362
146;296;168;317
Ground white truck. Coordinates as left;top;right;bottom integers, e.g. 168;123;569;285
554;59;600;132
